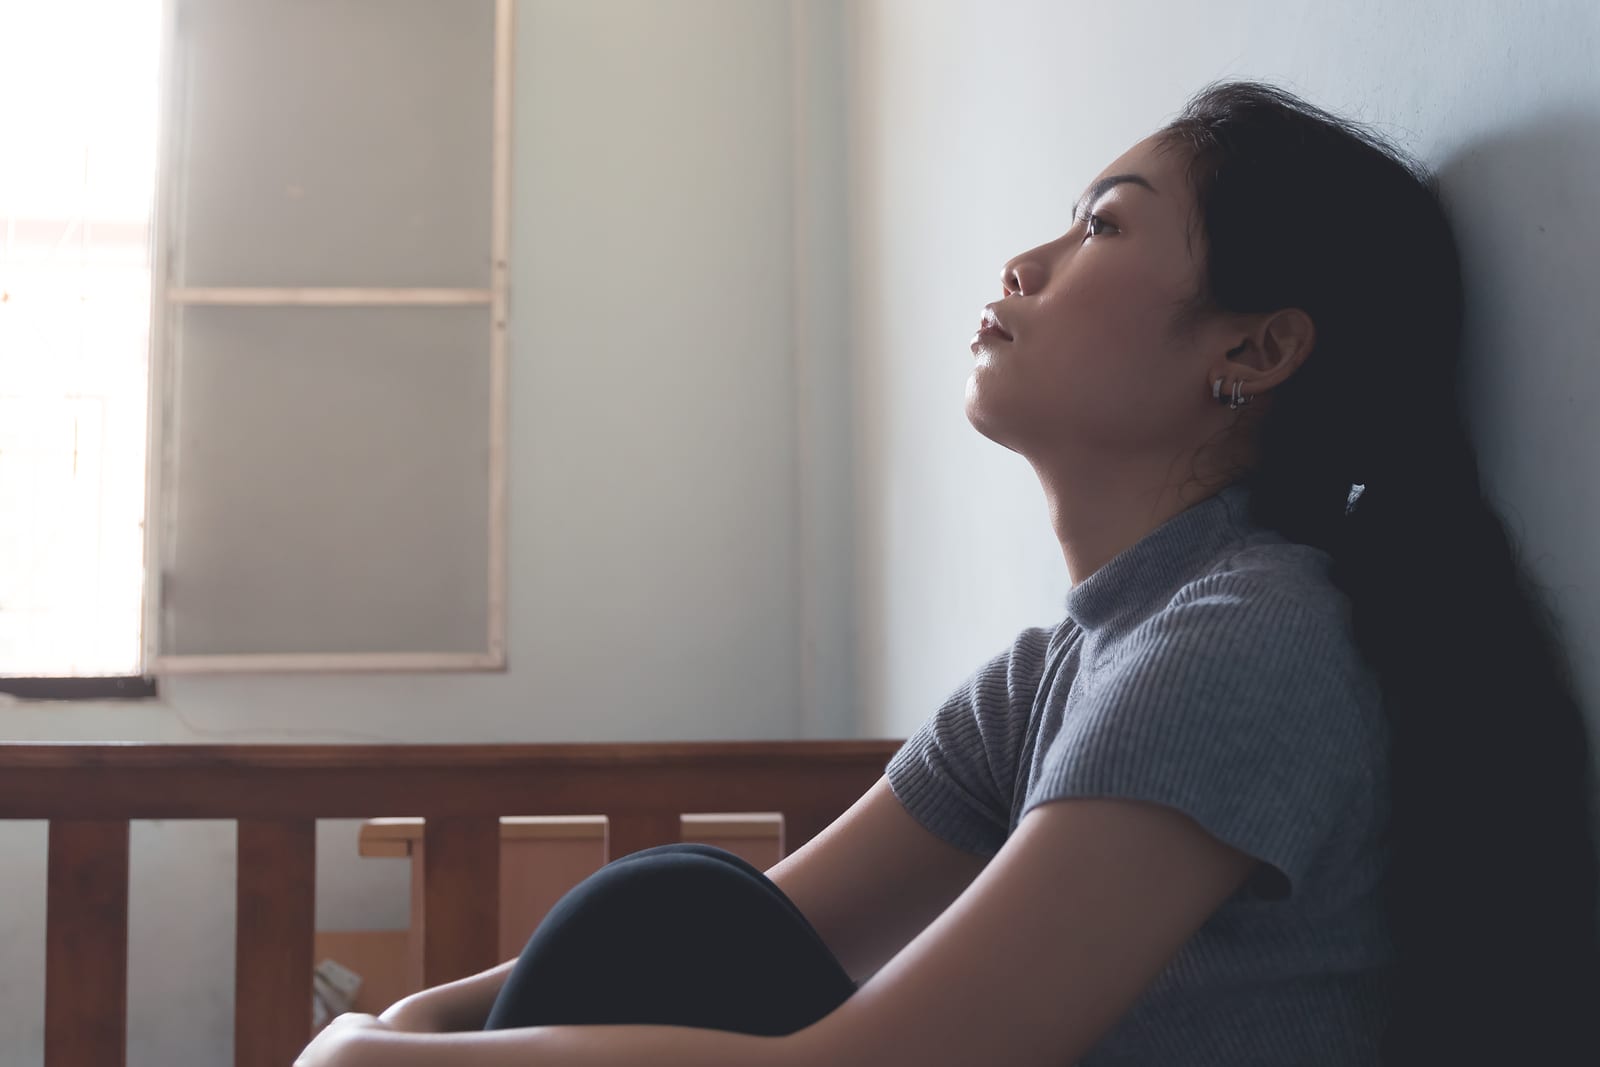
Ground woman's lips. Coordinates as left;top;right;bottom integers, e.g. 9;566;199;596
971;304;1013;352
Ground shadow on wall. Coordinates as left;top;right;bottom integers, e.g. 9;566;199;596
1435;106;1600;716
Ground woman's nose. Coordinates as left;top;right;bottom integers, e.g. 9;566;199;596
1001;260;1043;296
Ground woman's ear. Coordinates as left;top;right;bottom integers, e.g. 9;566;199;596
1224;308;1316;387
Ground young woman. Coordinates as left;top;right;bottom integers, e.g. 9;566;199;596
296;79;1600;1067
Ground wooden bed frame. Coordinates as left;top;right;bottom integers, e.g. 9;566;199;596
0;739;901;1067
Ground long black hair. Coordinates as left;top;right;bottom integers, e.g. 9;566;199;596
1156;80;1600;1064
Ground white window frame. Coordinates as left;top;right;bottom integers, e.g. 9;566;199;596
140;0;513;674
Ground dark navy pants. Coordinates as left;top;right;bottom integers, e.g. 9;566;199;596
482;843;859;1035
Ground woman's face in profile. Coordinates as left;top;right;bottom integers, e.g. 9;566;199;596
967;132;1226;468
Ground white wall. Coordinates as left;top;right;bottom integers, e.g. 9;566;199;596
844;0;1600;769
0;2;859;1064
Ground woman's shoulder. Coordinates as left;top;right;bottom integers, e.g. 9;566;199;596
1175;528;1354;630
1141;532;1383;725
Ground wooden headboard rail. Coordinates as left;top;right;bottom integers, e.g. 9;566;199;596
0;739;900;1067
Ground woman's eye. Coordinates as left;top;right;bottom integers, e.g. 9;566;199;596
1078;210;1111;238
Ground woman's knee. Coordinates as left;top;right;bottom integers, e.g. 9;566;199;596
583;846;770;913
609;841;754;871
551;849;802;953
492;845;856;1033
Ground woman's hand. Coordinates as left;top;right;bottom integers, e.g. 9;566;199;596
377;993;448;1034
293;1012;392;1067
370;958;519;1034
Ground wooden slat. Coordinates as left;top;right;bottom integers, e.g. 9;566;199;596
366;814;791;858
606;812;681;862
235;820;315;1067
680;812;783;840
360;814;611;857
0;741;901;820
423;817;500;987
46;820;129;1067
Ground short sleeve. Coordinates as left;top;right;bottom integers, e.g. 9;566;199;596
1022;578;1382;899
885;625;1056;859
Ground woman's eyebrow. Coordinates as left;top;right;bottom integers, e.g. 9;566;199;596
1073;173;1159;217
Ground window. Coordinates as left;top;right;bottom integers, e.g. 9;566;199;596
0;0;512;684
0;0;162;684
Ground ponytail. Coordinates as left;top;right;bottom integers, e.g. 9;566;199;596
1162;79;1600;1063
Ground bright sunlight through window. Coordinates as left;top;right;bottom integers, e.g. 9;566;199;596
0;1;162;677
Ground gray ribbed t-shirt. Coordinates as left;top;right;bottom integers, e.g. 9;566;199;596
885;483;1396;1065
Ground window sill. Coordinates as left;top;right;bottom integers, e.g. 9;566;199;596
0;677;158;701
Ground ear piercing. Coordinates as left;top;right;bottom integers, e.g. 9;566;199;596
1213;376;1252;409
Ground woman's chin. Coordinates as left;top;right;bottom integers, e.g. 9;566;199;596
964;388;1010;446
965;381;1041;455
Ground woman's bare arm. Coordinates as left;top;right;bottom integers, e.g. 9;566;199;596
765;774;990;984
315;793;1255;1067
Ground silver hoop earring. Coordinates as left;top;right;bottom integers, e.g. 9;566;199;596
1212;376;1225;402
1229;379;1252;410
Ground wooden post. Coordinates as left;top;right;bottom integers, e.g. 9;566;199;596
423;817;501;987
46;821;130;1067
235;819;316;1067
606;812;680;863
